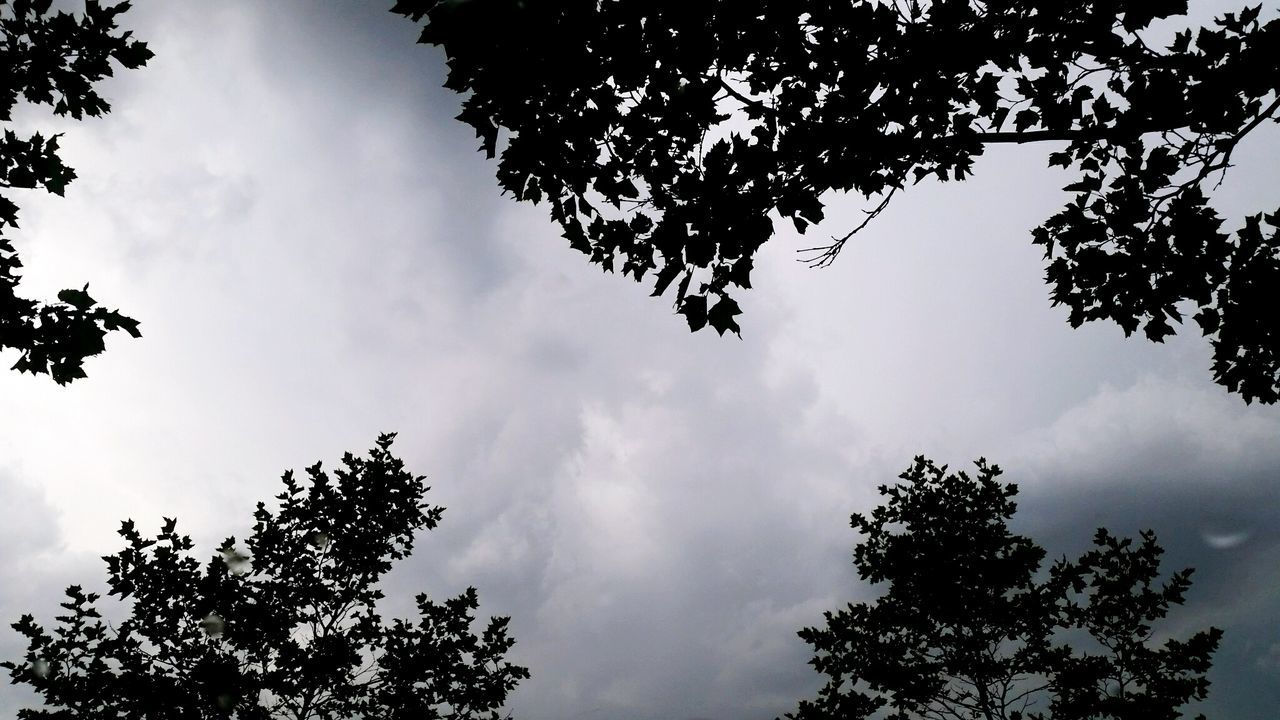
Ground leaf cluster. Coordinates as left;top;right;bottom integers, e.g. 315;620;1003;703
394;0;1280;400
3;434;529;719
789;458;1222;720
0;0;150;383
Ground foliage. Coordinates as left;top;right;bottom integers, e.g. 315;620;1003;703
3;434;529;719
392;0;1280;402
0;0;150;383
789;457;1221;720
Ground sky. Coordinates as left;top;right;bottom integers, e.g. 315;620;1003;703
1;1;1278;718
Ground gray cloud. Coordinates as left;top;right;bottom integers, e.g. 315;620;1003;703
0;470;102;718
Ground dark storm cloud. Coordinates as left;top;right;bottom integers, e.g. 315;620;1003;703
1007;378;1280;719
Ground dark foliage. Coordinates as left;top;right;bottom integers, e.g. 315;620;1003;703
789;458;1221;720
393;0;1280;402
0;0;149;383
3;434;529;719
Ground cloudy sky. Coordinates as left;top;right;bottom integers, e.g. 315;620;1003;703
1;1;1278;718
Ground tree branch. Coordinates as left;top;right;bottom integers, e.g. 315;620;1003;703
797;188;898;268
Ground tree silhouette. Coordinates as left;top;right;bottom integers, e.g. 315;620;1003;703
392;0;1280;402
1;0;149;383
789;458;1221;720
3;434;529;719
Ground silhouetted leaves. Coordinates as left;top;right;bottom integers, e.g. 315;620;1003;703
394;0;1280;402
0;0;151;383
789;458;1221;720
3;435;529;719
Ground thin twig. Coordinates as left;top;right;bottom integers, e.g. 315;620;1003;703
797;188;898;268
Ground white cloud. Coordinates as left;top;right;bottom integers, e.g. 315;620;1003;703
1012;374;1280;489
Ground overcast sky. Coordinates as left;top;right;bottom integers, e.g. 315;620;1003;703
1;2;1278;718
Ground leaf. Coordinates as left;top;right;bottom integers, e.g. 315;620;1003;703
727;256;754;289
56;286;96;311
991;106;1010;130
678;294;708;331
650;262;682;297
1169;29;1192;53
707;296;742;336
1062;175;1102;194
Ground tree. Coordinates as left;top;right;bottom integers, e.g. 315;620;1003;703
1;0;150;383
391;0;1280;402
3;434;529;719
789;457;1221;720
